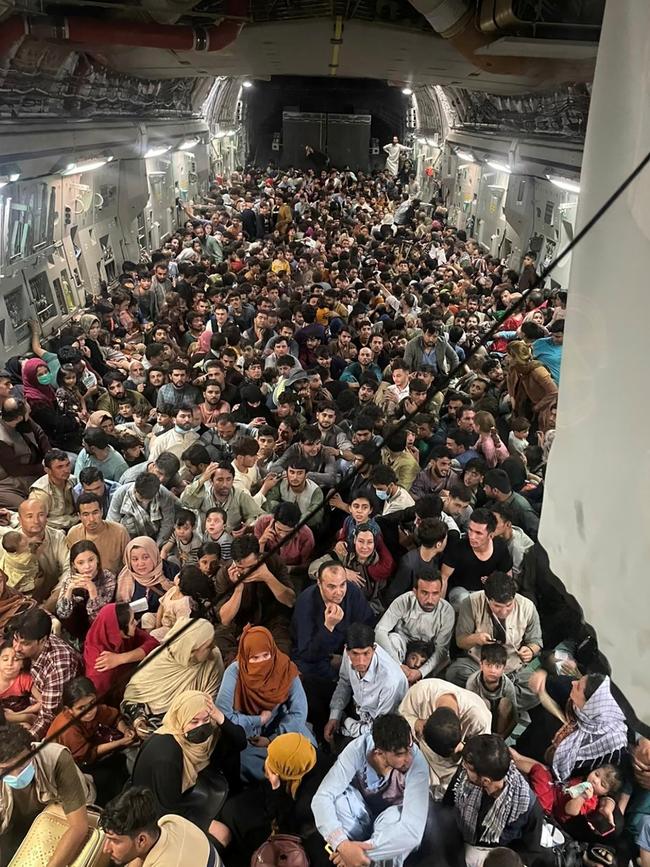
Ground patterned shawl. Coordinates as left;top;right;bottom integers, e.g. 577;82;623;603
552;677;628;782
454;761;531;845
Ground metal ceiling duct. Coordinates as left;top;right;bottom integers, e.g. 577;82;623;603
0;13;243;57
140;0;206;26
408;0;594;84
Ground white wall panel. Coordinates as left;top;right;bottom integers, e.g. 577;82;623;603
541;0;650;721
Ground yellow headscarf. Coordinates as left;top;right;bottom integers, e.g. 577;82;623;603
123;618;223;713
265;733;317;798
155;690;218;792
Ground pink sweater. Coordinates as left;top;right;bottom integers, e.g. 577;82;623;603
475;434;509;468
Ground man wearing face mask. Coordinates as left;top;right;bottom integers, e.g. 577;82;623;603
369;465;415;516
148;403;200;463
0;397;51;510
0;722;94;866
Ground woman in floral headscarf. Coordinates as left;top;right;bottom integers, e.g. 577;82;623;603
115;536;177;617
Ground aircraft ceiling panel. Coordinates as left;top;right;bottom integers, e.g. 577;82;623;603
91;20;561;94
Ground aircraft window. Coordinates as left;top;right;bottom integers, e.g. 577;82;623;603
5;287;29;340
100;234;117;283
28;271;57;324
4;182;57;265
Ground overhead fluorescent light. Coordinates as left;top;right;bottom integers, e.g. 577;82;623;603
242;80;253;88
402;87;413;96
178;137;200;151
456;149;474;162
62;159;108;176
0;171;20;188
457;163;473;170
487;160;511;173
547;174;580;194
144;145;171;159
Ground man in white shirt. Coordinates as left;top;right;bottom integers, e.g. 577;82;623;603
325;623;408;743
399;679;491;799
148;403;199;463
383;360;412;411
375;575;455;684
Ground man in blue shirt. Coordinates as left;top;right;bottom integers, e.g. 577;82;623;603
291;561;374;738
312;714;429;867
533;320;563;385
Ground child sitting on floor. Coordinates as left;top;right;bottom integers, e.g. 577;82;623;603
465;643;519;737
203;507;232;561
197;541;221;579
334;493;381;545
160;508;202;568
511;749;622;835
146;565;194;638
404;639;430;672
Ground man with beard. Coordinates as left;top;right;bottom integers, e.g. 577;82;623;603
375;574;455;684
404;319;458;374
181;461;261;533
96;371;152;417
341;346;382;386
0;398;51;509
148;404;200;463
315;402;353;459
410;446;459;499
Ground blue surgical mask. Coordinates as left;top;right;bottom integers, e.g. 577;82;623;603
4;761;36;789
374;488;389;501
174;425;191;435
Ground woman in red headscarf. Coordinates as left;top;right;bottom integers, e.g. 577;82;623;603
84;602;159;703
21;357;82;451
215;626;314;781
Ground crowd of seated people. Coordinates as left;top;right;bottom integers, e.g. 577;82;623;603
0;163;647;867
